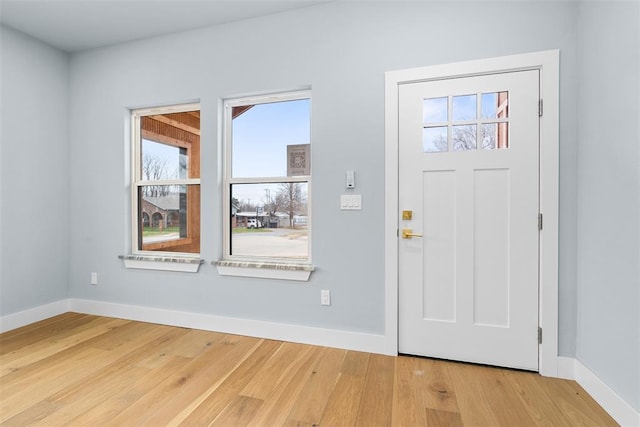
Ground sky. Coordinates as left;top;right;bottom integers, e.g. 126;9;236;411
231;98;310;204
232;98;310;178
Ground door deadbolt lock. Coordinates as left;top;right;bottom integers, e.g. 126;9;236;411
402;210;413;220
402;229;423;239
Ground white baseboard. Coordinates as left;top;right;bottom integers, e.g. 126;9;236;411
68;298;387;355
2;300;637;426
557;356;639;426
557;355;576;380
0;300;70;333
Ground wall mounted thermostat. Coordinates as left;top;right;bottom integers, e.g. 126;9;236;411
346;170;355;189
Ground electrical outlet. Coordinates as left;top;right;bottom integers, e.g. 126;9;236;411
321;289;331;306
91;272;98;285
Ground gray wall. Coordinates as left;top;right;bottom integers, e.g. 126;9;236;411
66;1;579;337
0;26;70;314
576;1;640;411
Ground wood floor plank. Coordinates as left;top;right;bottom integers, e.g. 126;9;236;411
285;346;346;426
146;337;268;425
1;400;62;426
144;336;266;426
86;320;177;351
425;408;464;426
391;355;429;426
0;313;94;354
0;347;118;422
171;339;282;426
210;395;263;426
106;333;261;425
135;328;226;369
340;350;370;377
564;378;619;425
45;325;190;405
240;341;308;399
1;320;177;398
46;323;204;425
471;364;537;426
319;351;370;426
281;418;316;427
0;317;128;377
419;358;460;414
0;314;620;427
501;368;578;426
446;361;502;426
245;344;321;427
546;377;618;426
0;313;83;347
32;364;152;426
61;355;192;426
354;353;395;427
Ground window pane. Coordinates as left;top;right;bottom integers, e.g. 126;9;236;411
423;126;448;153
423;97;447;123
452;94;476;121
138;184;200;253
480;123;509;150
481;92;509;119
140;111;200;179
481;123;497;149
141;139;186;180
232;99;311;178
452;124;476;151
230;182;308;259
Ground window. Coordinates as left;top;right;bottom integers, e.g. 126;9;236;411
223;91;311;263
131;104;201;256
423;91;509;152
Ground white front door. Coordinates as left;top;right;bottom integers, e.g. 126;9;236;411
398;70;540;370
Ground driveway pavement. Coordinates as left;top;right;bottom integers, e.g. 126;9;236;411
232;228;308;258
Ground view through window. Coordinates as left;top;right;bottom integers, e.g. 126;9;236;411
225;92;311;261
132;105;201;255
423;91;509;152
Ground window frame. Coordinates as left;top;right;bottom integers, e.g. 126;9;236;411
222;90;312;265
130;102;201;258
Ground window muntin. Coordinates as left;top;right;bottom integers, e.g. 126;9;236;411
132;105;200;255
423;91;509;152
224;91;311;262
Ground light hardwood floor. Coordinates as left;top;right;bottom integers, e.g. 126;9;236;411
0;313;616;426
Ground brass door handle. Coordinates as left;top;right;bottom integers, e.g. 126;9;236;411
402;229;423;239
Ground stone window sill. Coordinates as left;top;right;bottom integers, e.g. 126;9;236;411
119;255;204;272
214;260;315;281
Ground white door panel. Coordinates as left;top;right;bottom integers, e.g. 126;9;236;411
398;70;540;370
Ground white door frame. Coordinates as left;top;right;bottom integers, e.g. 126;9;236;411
384;50;560;377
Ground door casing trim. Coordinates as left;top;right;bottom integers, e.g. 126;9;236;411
384;50;560;377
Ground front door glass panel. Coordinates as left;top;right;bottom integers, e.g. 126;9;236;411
423;91;509;152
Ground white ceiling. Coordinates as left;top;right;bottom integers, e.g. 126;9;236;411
0;0;329;52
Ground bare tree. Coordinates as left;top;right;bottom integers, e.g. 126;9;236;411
450;125;497;151
480;124;497;149
452;125;476;151
432;133;448;152
275;183;306;227
142;154;170;197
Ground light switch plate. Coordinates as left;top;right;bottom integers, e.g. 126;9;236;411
321;289;331;306
340;195;362;210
